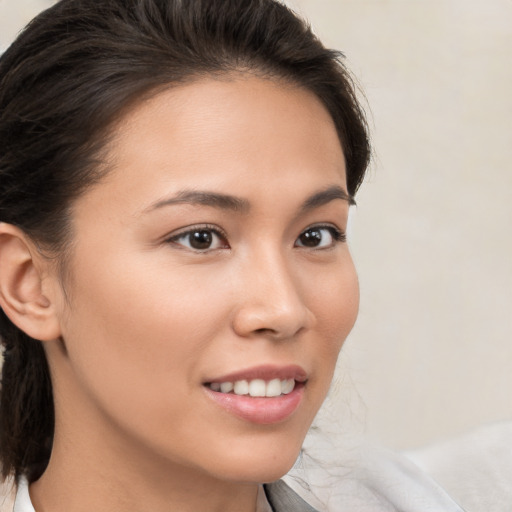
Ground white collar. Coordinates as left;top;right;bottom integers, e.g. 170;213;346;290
14;478;272;512
13;477;33;512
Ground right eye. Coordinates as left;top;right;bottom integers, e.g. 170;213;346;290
166;226;229;252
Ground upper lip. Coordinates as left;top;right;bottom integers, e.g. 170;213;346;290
205;364;308;384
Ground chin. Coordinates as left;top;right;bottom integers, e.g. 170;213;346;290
221;459;299;485
204;436;304;484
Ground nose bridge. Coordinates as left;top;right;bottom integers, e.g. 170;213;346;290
232;243;311;339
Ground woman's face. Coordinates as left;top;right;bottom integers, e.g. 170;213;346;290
47;75;359;484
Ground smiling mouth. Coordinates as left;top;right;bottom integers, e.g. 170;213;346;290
206;378;297;397
203;367;307;424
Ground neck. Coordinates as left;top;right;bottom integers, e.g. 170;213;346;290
30;418;261;512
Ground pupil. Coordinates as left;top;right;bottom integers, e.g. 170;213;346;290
300;229;321;247
190;230;212;249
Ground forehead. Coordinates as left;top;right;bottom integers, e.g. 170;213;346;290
78;75;347;215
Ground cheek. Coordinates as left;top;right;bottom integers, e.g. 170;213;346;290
308;257;359;369
314;255;359;325
53;259;238;466
56;254;230;408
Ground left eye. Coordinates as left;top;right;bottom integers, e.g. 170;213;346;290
168;228;228;251
295;226;344;249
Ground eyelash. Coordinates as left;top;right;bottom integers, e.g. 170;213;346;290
165;224;229;252
165;223;346;252
295;224;346;249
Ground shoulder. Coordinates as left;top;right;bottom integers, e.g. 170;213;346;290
407;420;512;512
282;438;465;512
265;480;318;512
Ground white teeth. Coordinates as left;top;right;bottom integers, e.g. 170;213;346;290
282;378;295;395
249;379;266;397
266;378;282;397
233;380;249;395
220;382;234;393
209;378;297;397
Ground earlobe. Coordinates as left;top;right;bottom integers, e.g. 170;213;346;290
0;223;61;342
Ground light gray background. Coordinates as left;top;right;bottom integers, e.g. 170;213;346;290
1;0;511;450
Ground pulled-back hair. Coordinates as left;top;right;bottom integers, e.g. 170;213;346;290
0;0;370;481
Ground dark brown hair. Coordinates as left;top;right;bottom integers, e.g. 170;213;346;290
0;0;370;481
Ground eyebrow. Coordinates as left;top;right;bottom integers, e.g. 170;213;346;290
300;186;356;211
146;184;354;215
148;190;250;213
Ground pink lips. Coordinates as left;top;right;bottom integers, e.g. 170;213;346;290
203;365;307;425
207;364;307;384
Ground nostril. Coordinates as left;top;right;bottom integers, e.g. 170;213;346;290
254;328;274;335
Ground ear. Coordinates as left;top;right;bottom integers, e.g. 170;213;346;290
0;223;62;341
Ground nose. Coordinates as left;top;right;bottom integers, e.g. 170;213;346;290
231;251;314;340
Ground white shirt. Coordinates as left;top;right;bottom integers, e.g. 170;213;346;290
12;478;273;512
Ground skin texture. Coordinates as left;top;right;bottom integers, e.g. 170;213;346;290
0;76;359;512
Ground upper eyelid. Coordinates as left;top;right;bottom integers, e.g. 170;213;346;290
166;224;227;240
303;221;341;229
300;222;345;235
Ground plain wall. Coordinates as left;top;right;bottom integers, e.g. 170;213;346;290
1;0;511;450
289;0;512;449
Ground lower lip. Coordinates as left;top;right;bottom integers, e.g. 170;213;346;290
204;383;305;425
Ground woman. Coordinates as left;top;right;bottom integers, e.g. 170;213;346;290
0;1;463;511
